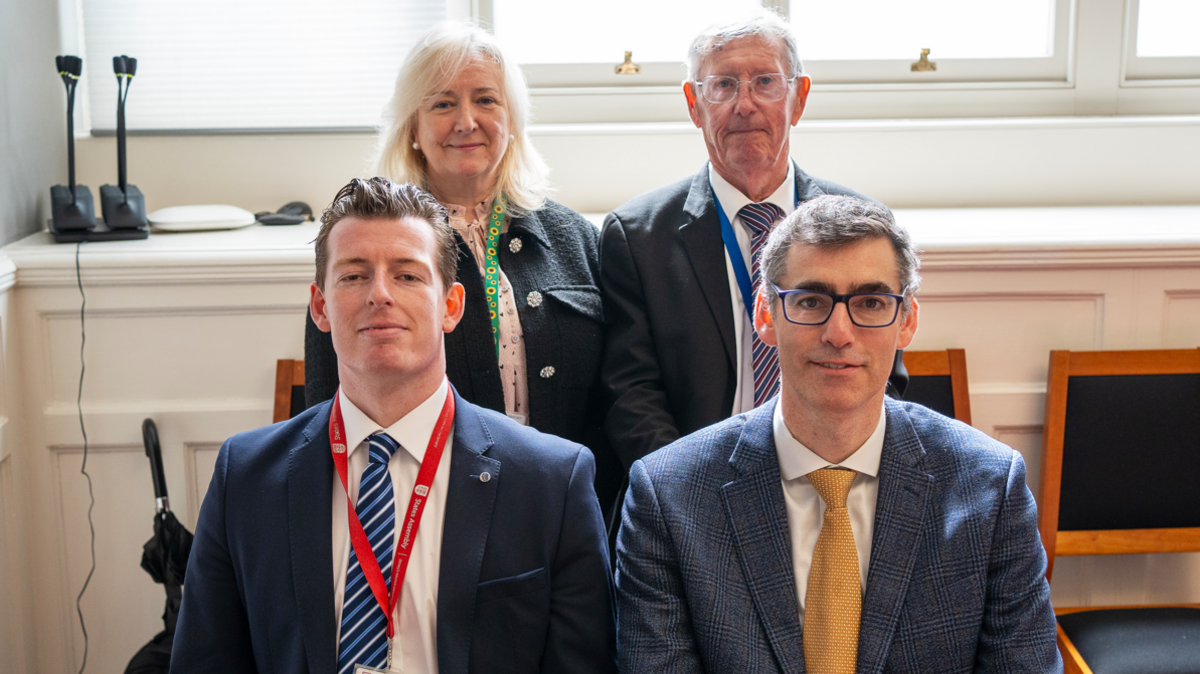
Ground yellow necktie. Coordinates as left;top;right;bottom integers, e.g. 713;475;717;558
804;468;861;674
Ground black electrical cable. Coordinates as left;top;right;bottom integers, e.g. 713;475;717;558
74;241;96;674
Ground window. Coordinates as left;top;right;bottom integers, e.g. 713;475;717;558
1124;0;1200;81
80;0;444;132
73;0;1200;131
790;0;1068;84
492;0;761;87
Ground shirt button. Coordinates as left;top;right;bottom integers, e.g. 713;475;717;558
527;291;543;308
509;237;523;253
540;366;556;379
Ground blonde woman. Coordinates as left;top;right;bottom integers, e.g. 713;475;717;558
304;22;620;516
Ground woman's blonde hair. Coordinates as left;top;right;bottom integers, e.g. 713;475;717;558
375;22;550;215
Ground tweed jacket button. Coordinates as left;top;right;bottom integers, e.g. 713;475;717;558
527;291;543;308
509;237;523;253
540;366;556;379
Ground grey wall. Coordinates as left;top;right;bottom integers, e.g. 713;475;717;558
0;0;66;247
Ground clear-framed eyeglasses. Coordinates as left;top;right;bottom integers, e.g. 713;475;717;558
772;286;907;328
694;73;797;104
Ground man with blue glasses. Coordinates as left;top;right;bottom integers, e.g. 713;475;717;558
616;195;1060;673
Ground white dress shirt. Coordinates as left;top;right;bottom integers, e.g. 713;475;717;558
773;401;885;626
331;379;453;674
708;162;798;415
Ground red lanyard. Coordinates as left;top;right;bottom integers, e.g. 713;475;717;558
330;383;455;639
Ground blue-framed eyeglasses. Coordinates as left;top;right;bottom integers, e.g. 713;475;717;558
772;286;906;328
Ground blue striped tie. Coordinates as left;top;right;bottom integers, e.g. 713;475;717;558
337;432;399;674
738;202;785;408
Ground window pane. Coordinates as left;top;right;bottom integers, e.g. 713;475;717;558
789;0;1055;60
493;0;761;64
82;0;445;130
1137;0;1200;57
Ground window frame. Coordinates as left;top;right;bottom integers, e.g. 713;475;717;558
486;0;1200;123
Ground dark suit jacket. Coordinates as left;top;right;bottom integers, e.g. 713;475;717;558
616;398;1061;673
306;200;621;516
170;390;617;674
599;163;877;470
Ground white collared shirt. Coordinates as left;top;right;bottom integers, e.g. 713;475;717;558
772;401;885;626
331;379;453;674
708;162;798;415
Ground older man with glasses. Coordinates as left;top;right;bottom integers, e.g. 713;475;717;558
599;10;906;530
615;195;1061;674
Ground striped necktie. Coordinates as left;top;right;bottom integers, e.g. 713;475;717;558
337;432;399;674
738;202;785;407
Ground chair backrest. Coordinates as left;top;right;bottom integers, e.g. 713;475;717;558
1038;348;1200;581
897;349;973;425
273;359;306;423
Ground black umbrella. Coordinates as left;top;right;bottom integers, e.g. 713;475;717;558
126;418;193;674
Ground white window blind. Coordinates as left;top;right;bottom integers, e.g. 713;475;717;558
81;0;445;132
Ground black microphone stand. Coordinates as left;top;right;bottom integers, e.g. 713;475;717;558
99;55;149;234
50;55;97;234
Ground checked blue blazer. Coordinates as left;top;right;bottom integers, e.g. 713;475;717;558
615;397;1062;673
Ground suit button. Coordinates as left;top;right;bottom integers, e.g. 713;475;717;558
527;291;543;308
540;366;555;379
509;237;523;253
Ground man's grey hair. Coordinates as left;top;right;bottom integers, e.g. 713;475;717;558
761;195;922;312
686;9;805;83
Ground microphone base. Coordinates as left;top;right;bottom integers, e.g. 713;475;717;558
50;184;97;231
100;184;148;230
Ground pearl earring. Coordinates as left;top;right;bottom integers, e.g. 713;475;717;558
509;134;515;142
412;141;419;150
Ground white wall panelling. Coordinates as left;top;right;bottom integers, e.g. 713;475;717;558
0;227;310;672
0;453;32;674
0;206;1198;668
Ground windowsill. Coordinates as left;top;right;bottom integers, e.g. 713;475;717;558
5;205;1198;289
527;113;1200;136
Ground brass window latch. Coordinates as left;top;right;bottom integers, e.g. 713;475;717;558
911;48;936;72
615;51;641;75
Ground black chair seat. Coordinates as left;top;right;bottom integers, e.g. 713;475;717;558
1058;607;1200;674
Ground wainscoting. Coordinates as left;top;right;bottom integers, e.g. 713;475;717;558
0;206;1197;671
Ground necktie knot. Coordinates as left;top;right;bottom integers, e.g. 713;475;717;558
738;202;784;237
367;432;399;465
807;467;857;509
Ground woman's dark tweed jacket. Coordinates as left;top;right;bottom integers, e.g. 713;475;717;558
304;199;621;518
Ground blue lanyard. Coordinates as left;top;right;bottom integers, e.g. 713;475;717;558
712;179;801;320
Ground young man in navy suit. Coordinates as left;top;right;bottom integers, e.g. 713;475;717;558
615;195;1060;673
172;178;615;674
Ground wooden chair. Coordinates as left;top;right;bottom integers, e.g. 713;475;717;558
1039;348;1200;673
273;359;306;423
895;349;973;425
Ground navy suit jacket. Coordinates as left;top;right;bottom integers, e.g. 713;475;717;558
171;390;616;674
616;398;1061;673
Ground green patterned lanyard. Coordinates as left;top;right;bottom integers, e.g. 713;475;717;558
483;194;506;359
